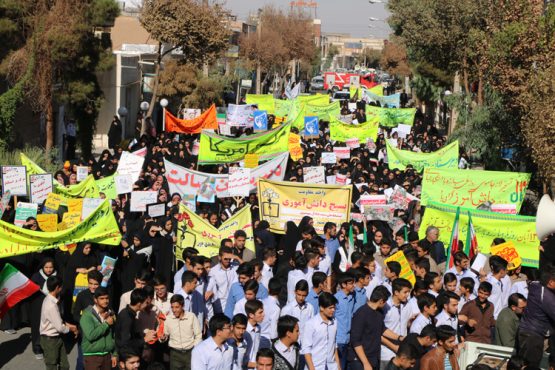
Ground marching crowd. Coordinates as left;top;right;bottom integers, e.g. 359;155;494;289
1;102;555;370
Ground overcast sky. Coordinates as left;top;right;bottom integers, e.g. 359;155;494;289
223;0;392;39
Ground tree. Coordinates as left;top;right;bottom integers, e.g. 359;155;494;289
4;0;120;155
140;0;230;119
380;40;410;77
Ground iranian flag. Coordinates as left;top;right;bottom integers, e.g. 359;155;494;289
0;264;39;318
446;207;461;269
465;212;479;261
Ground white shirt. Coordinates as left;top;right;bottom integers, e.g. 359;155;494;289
260;263;273;290
458;293;476;312
119;290;132;313
207;264;238;313
380;298;412;361
233;297;247;317
191;337;234;370
176;289;206;326
301;314;338;370
274;339;297;369
487;275;507;319
410;313;432;334
260;296;281;348
228;338;248;370
435;310;459;343
287;270;307;304
317;255;332;276
427;289;439;298
244;322;261;369
366;275;383;300
174;266;186;293
407;296;420;317
510;280;528;299
281;300;314;342
154;292;174;316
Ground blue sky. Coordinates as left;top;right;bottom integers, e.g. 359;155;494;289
223;0;392;39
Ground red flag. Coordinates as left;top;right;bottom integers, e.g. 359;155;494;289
446;207;461;269
465;212;478;261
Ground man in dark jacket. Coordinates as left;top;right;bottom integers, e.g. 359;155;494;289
73;270;103;324
272;315;300;370
516;265;555;367
115;288;155;355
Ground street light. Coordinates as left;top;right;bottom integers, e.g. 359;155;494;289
140;101;149;136
369;0;384;3
160;98;168;132
368;17;382;21
117;106;128;141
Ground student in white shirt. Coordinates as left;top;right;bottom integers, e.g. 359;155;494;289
244;300;265;369
281;280;314;342
435;291;461;342
315;241;332;276
206;246;239;314
287;253;308;304
424;272;442;298
271;315;300;370
445;251;476;284
302;292;340;370
260;278;282;349
410;293;437;334
233;280;259;316
191;314;234;370
228;314;248;370
153;276;173;317
260;249;276;290
458;277;477;312
487;255;510;319
173;247;199;293
177;271;207;330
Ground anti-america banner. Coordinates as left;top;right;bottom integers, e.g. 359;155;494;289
198;123;291;164
421;168;530;211
0;200;121;258
176;205;254;259
366;105;416;127
386;140;459;172
329;118;379;144
419;202;539;268
257;179;352;234
20;154;100;199
164;152;289;198
288;101;338;129
165;104;218;134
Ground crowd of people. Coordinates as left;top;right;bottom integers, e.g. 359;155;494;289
1;98;555;370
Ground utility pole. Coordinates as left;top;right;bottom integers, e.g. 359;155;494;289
256;9;262;94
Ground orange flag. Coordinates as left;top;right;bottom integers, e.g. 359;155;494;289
165;104;218;134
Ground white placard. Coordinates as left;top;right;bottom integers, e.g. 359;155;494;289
76;166;89;182
303;166;325;184
321;152;337;164
471;253;488;273
219;123;232;136
115;174;133;195
117;151;145;183
360;193;387;206
182;108;201;120
14;201;38;227
490;204;517;215
348;103;357;112
147;203;166;218
397;124;412;138
1;166;27;196
333;147;350;159
130;191;158;212
346;138;360;149
226;104;256;127
192;141;200;156
29;174;53;205
228;167;251;197
326;175;337;185
82;198;104;220
335;174;347;185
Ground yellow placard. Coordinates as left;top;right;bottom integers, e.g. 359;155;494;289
45;193;63;211
288;133;303;161
244;154;259;169
490;241;522;270
61;211;81;230
257;179;352;234
385;250;416;286
37;214;58;232
67;198;83;214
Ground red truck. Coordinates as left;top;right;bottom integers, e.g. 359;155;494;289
323;72;378;92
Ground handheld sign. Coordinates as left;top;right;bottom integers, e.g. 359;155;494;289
1;166;27;196
304;116;319;139
29;174;53;205
253;110;268;131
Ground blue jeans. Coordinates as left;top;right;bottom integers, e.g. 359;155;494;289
337;343;349;370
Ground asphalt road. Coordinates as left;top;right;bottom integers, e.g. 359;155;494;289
0;327;78;370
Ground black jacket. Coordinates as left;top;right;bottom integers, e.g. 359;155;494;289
518;281;555;336
271;340;300;370
115;306;143;354
73;289;95;324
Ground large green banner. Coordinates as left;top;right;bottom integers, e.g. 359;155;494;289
288;100;339;129
366;105;416;127
422;168;530;211
419;202;539;268
386;140;459;171
198;123;291;164
0;200;121;258
246;94;275;114
274;99;292;117
329;118;379;143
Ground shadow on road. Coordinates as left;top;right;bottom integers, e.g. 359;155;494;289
0;332;31;368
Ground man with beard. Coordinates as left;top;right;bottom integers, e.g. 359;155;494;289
495;293;527;347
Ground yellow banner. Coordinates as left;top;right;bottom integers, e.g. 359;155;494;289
257;179;352;234
176;205;254;259
385;251;416;286
329;117;379;143
419;202;539;268
0;200;121;258
37;214;58;232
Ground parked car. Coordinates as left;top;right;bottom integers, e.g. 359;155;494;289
331;91;350;102
310;76;324;92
